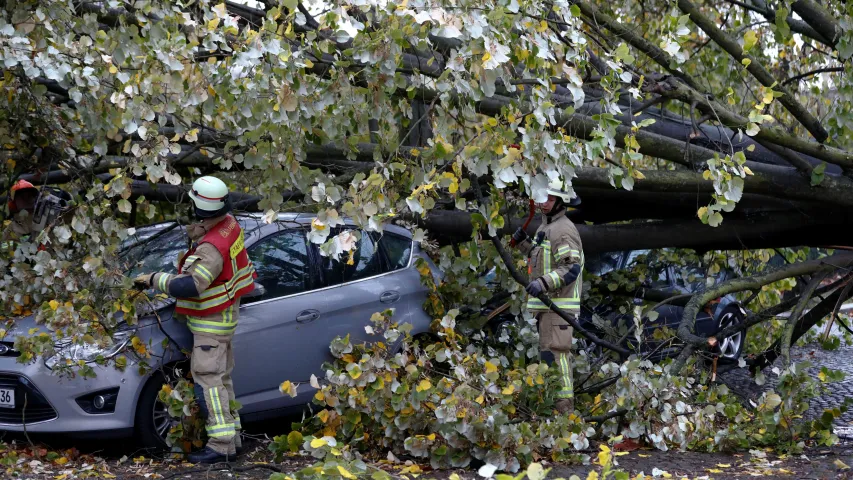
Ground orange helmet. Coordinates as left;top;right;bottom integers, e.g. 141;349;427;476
8;179;38;213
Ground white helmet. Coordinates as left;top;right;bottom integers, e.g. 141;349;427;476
188;176;230;218
545;178;573;202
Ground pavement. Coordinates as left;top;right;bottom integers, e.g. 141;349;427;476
720;343;853;435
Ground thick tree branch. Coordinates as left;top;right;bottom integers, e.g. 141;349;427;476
791;0;844;46
677;0;829;143
736;0;834;47
569;0;700;90
780;268;830;363
749;284;853;371
651;78;853;168
672;253;853;373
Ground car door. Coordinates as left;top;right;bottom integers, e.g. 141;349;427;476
311;228;410;349
230;224;326;415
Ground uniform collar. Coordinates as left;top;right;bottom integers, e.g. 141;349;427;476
545;209;567;224
187;214;229;242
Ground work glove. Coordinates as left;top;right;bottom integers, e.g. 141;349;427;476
525;278;546;296
511;227;528;245
133;273;154;290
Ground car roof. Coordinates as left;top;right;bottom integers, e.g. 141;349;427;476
128;212;413;240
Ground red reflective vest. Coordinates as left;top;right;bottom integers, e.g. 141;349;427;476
174;215;256;317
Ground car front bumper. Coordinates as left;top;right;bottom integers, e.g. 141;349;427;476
0;355;148;434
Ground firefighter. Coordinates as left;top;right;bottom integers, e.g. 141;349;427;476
134;176;256;464
511;178;583;414
7;179;71;237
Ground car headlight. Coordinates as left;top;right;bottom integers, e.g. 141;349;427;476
45;331;132;369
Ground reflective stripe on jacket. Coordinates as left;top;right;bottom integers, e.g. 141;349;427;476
174;215;256;317
519;210;584;314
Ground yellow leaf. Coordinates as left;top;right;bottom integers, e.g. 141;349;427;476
716;464;731;468
49;300;59;310
208;85;216;97
109;65;118;74
314;391;325;402
56;457;68;465
337;466;356;479
318;410;330;423
486;117;498;127
502;384;515;395
697;206;708;219
427;433;436;441
310;437;327;448
633;170;645;180
475;395;484;404
818;370;827;382
743;166;754;175
482;52;492;65
401;465;423;474
484;361;498;373
279;381;297;397
742;58;752;67
638;454;651;458
702;170;713;180
417;379;432;392
304;59;314;69
707;469;723;473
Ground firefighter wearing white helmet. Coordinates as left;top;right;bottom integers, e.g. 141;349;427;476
134;176;256;463
511;177;584;415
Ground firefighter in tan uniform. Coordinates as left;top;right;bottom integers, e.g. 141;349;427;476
512;179;583;414
134;176;256;464
5;179;71;242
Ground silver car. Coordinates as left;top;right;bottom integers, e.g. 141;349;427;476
0;213;439;448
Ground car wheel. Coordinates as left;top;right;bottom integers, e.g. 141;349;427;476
717;309;746;362
135;370;180;450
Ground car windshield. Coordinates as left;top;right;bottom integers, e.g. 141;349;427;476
120;215;268;278
121;223;188;278
584;252;623;276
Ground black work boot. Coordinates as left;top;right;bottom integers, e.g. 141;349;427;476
188;446;232;464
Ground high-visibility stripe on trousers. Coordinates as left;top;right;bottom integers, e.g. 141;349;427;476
192;332;239;455
536;312;575;400
554;352;574;399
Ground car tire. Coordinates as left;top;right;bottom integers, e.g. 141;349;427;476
716;308;747;363
134;369;179;451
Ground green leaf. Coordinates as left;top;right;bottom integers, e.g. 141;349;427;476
283;0;298;12
287;431;303;452
708;212;724;227
811;162;826;186
774;8;791;42
613;43;635;65
743;30;758;52
570;4;581;17
765;393;782;409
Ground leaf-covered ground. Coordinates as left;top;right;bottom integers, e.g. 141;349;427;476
2;344;852;480
1;434;851;480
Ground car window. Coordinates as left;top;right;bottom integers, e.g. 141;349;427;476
319;229;382;286
584;252;622;276
121;224;188;278
624;250;668;285
672;264;708;290
378;233;412;272
247;229;309;301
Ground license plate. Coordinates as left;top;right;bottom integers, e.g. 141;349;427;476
0;388;14;409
